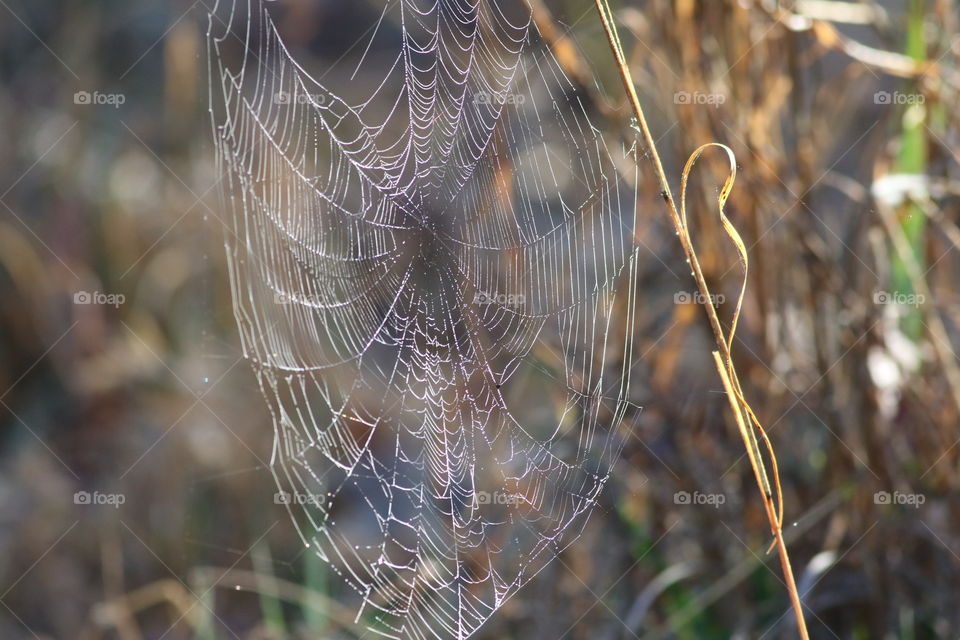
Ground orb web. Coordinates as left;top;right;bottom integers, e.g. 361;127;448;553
208;1;641;638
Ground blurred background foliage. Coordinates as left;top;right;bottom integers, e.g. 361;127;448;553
0;0;959;638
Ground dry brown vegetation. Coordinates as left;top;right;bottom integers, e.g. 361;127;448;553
0;1;958;639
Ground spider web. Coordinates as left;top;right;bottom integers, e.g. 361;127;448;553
208;1;640;638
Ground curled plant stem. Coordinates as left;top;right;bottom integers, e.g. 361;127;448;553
592;1;810;638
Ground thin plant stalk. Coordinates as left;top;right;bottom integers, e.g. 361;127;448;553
892;0;929;339
591;1;811;638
